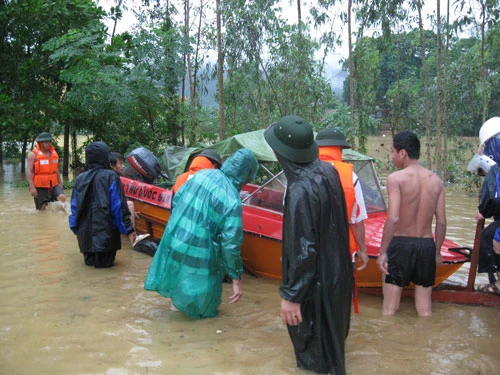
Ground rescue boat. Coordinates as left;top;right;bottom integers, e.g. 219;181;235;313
121;129;470;289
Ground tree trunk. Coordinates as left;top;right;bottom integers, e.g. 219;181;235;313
417;1;432;169
442;0;451;180
181;0;188;145
348;0;356;148
297;0;302;24
216;0;225;140
435;0;443;177
63;120;70;178
110;0;123;40
480;2;487;123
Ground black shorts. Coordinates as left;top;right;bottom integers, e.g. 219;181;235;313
383;236;436;288
34;185;64;210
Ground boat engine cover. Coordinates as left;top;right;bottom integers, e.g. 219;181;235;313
125;147;168;183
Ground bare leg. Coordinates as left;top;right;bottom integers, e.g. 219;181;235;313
382;283;403;315
414;285;433;316
127;200;136;227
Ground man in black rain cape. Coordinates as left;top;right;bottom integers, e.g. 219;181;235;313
264;115;353;375
69;141;136;268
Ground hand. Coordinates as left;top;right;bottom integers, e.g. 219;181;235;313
356;249;369;271
228;278;242;303
376;252;389;275
128;231;137;246
28;186;37;198
493;239;500;255
475;210;484;224
280;299;302;326
436;251;443;266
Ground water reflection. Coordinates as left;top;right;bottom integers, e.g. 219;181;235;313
0;164;498;375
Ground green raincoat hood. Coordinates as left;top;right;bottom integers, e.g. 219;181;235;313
221;148;259;191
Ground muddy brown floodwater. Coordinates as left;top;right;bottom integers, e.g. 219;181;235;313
0;162;499;375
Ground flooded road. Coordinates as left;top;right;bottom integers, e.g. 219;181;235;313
0;163;499;375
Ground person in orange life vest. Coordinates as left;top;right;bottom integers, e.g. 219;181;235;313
172;149;222;194
316;128;369;270
26;132;66;211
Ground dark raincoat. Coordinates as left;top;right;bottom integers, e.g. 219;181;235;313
478;164;500;274
278;154;353;375
69;141;134;254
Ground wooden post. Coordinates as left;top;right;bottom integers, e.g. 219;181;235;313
466;218;485;291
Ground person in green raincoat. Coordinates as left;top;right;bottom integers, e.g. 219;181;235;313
144;148;259;318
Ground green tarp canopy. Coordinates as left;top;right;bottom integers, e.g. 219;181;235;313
162;129;374;181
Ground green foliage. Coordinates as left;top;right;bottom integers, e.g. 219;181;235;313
1;0;499;194
0;0;105;161
221;13;335;132
442;137;483;195
42;7;187;158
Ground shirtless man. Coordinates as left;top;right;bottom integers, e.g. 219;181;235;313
376;131;446;316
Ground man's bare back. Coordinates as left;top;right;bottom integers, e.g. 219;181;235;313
389;163;445;239
377;131;447;316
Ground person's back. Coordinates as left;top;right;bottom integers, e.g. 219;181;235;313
316;127;369;271
144;148;258;319
265;116;353;375
69;142;136;268
390;163;444;238
377;130;446;317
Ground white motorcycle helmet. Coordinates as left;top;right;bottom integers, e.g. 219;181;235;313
479;117;500;146
467;117;500;174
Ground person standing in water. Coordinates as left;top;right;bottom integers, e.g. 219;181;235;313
26;132;66;210
69;142;136;268
144;148;258;318
265;115;353;375
376;130;446;316
472;117;500;296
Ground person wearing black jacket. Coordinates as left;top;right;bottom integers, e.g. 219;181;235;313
265;116;353;375
69;141;136;268
474;117;500;295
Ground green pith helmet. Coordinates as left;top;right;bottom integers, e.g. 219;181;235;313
264;115;318;163
315;128;351;149
36;132;53;142
199;149;222;167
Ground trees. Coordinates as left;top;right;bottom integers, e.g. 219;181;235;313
1;0;499;180
0;0;105;175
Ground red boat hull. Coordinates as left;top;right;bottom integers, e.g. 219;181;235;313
122;177;468;289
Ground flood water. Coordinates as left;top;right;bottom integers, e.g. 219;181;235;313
1;162;499;375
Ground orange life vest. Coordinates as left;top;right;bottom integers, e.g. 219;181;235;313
319;147;358;255
32;144;60;188
172;156;215;193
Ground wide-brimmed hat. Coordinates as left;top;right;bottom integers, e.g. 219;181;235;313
264;115;318;163
37;132;53;142
199;149;222;167
315;128;351;149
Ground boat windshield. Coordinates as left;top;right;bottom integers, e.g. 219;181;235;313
349;159;387;213
242;159;387;215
